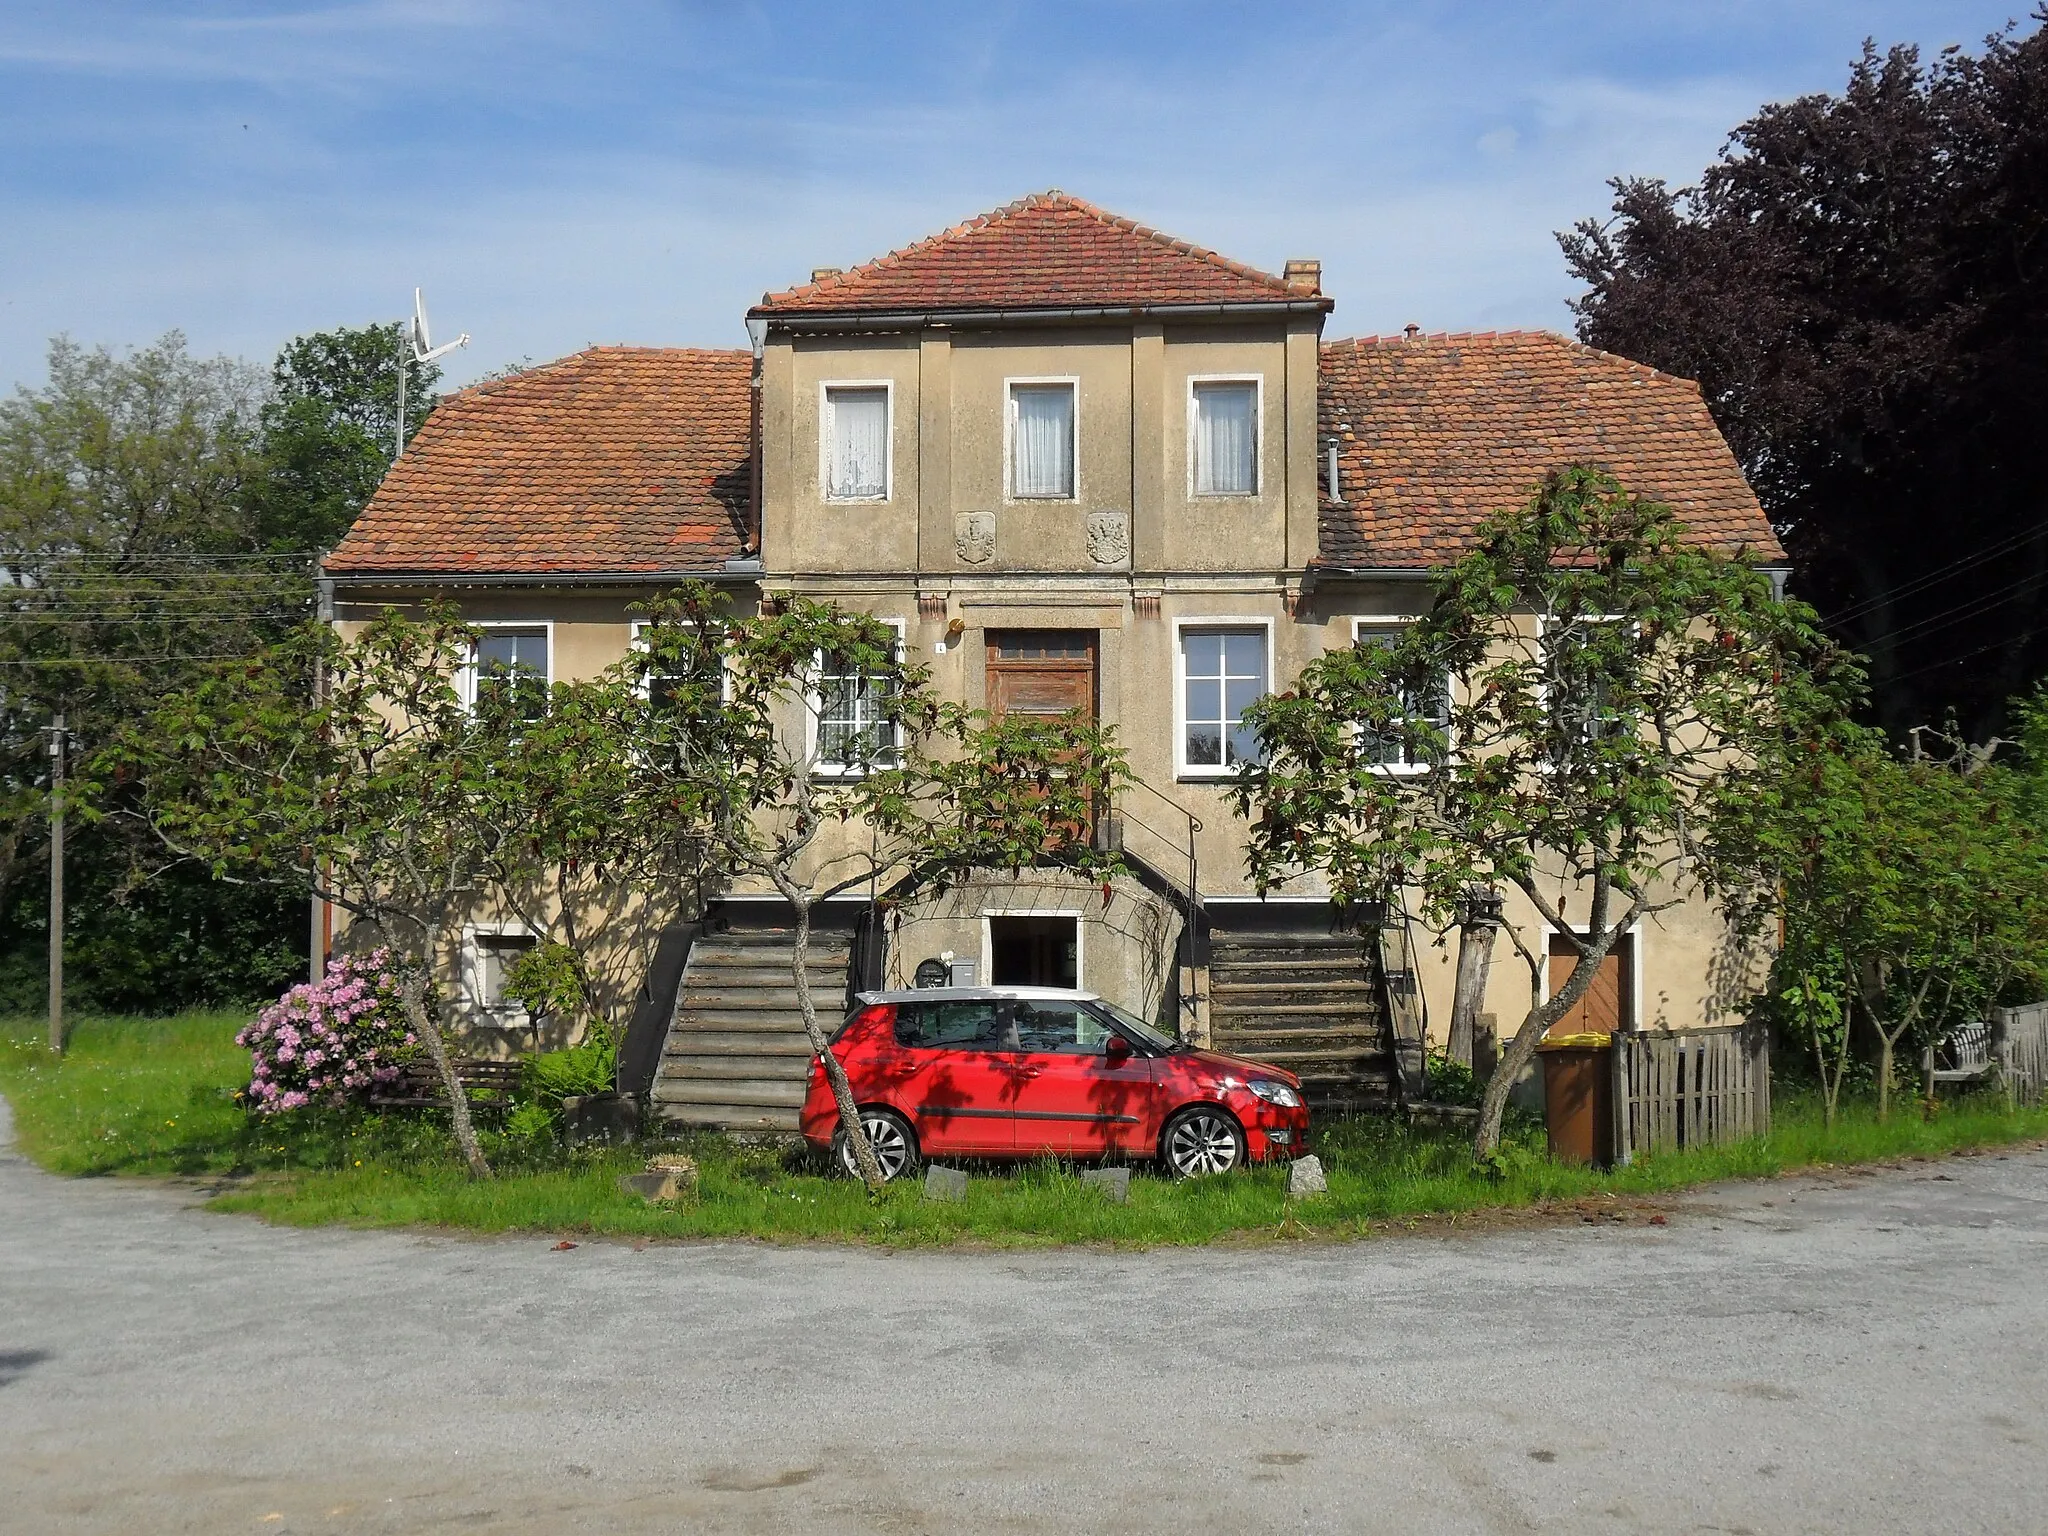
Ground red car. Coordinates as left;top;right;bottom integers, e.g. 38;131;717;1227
800;987;1309;1181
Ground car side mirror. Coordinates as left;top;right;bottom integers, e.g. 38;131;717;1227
1103;1034;1133;1063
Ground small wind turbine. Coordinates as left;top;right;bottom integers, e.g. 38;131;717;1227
394;287;471;462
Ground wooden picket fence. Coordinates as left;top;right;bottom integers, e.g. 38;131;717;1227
1994;1003;2048;1108
1611;1023;1771;1165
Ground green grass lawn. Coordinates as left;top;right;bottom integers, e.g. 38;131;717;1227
6;1009;2046;1247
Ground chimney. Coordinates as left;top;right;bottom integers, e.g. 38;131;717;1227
1283;259;1321;296
1403;323;1421;340
810;267;842;284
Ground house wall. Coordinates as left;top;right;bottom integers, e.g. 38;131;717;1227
329;302;1767;1053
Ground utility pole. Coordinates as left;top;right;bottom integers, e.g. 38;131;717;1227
47;713;65;1055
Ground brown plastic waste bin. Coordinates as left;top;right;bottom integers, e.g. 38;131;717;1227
1538;1032;1614;1167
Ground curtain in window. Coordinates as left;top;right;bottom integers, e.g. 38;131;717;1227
1011;384;1075;498
827;388;888;499
1193;382;1257;495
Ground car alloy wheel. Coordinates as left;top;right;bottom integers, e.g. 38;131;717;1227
1163;1106;1244;1178
834;1108;917;1182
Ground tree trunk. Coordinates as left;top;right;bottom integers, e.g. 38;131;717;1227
1877;1032;1895;1122
789;896;885;1192
1448;903;1501;1070
403;968;491;1179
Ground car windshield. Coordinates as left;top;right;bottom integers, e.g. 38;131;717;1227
1095;999;1183;1053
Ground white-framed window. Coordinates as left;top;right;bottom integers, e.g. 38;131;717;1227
821;382;891;501
1188;376;1261;497
631;620;725;709
1175;620;1271;777
809;618;906;777
1539;614;1633;758
463;923;536;1018
1006;378;1077;500
1353;620;1450;772
462;622;551;716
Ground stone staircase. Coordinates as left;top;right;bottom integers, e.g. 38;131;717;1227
650;927;854;1134
1205;929;1397;1114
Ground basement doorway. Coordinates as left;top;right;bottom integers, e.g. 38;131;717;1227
989;914;1079;990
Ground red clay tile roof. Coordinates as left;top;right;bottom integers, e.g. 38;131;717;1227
1318;331;1782;568
753;190;1325;316
325;347;752;578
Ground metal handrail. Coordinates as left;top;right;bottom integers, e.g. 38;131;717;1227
1106;779;1204;1025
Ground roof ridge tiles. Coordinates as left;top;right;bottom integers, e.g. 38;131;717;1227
753;189;1301;315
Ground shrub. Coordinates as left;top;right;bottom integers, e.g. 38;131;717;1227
237;948;416;1113
521;1035;617;1110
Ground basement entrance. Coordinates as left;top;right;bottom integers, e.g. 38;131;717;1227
989;915;1079;989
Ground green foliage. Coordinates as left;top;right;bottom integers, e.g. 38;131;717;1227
0;331;309;1014
248;322;440;551
521;1036;617;1109
0;840;302;1015
1233;467;1857;1153
13;1011;2048;1245
1735;703;2048;1118
501;942;587;1027
1422;1050;1482;1108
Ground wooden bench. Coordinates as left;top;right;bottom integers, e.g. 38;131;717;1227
367;1057;524;1110
1924;1020;1995;1092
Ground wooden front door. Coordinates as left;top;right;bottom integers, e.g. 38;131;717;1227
1546;933;1633;1037
986;632;1096;722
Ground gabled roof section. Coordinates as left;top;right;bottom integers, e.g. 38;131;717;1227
752;190;1326;318
1317;331;1782;569
325;347;752;580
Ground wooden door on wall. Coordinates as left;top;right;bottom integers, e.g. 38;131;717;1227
985;632;1096;722
1546;933;1634;1037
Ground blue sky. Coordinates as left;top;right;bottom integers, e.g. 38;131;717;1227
0;1;2026;393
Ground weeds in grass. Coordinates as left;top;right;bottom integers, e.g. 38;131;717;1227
6;1011;2046;1247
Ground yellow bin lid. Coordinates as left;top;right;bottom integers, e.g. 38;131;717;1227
1538;1032;1612;1050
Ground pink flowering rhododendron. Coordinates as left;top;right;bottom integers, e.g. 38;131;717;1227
239;949;416;1114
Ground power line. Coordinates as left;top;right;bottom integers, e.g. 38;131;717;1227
1885;633;2026;688
0;651;284;667
1851;569;2044;653
1825;525;2045;627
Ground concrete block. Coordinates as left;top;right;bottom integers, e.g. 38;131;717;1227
923;1165;968;1202
563;1092;639;1148
1287;1155;1328;1199
1079;1166;1131;1204
620;1155;698;1205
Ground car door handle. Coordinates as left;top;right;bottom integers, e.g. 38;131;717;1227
1010;1065;1043;1080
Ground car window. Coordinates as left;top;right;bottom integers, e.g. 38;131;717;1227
893;1000;1004;1050
1012;1000;1112;1056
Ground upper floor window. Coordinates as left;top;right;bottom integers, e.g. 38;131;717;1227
1179;624;1268;775
1354;622;1449;771
1190;379;1258;496
1008;381;1076;499
468;625;549;718
823;384;890;501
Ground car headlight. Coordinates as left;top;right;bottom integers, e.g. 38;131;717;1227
1246;1079;1301;1108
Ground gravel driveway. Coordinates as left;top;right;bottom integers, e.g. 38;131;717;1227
4;1098;2046;1534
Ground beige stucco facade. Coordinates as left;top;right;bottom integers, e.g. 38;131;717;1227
328;296;1768;1060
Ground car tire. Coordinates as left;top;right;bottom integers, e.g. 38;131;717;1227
1160;1105;1246;1178
831;1107;919;1183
